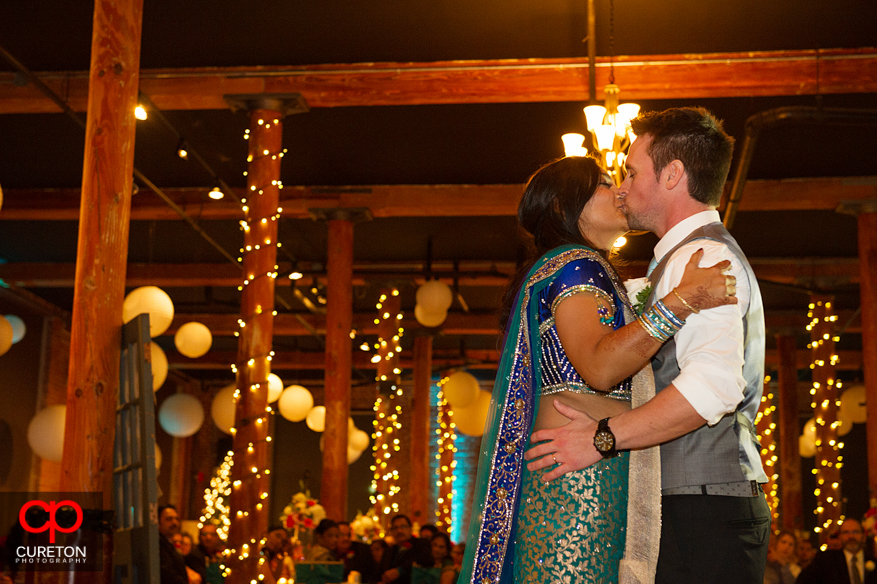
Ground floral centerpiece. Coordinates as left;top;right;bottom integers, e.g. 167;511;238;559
350;510;382;542
280;488;326;544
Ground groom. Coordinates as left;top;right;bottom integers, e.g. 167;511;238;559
525;107;770;583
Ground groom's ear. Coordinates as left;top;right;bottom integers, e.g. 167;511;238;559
663;159;685;191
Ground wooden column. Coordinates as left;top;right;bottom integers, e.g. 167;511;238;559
58;0;143;581
409;335;433;526
809;294;842;542
776;334;803;531
321;215;354;521
227;105;283;584
838;202;877;500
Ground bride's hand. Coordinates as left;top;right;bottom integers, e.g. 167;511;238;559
672;248;737;312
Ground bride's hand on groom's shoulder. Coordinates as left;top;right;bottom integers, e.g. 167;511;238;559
523;400;601;481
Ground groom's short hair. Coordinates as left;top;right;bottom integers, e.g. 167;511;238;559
630;107;734;207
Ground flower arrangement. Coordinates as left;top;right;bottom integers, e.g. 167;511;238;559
624;277;652;315
280;489;326;540
350;510;382;542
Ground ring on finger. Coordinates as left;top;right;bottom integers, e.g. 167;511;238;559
551;453;558;464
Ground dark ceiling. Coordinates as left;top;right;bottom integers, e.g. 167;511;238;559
0;0;875;394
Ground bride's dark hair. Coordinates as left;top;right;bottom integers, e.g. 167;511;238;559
500;156;613;332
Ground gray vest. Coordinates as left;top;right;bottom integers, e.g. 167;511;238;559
648;222;768;488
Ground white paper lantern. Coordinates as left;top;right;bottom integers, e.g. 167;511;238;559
4;315;26;344
443;371;480;408
837;407;855;437
416;280;453;312
155;443;163;470
839;385;867;424
414;304;447;328
267;374;284;404
211;384;237;434
803;417;816;441
348;446;363;464
799;432;816;458
453;390;492;437
349;428;370;452
159;394;205;438
151;343;168;391
27;404;66;461
174;322;213;358
306;405;327;432
278;385;314;422
123;286;175;337
0;316;13;357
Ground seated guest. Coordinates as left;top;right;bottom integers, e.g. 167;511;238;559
763;530;799;584
187;524;225;584
380;515;432;584
797;533;817;570
419;525;439;541
442;543;464;584
180;533;207;583
371;539;391;581
428;533;452;569
306;519;340;562
260;525;295;584
797;518;877;584
337;521;379;582
159;504;199;584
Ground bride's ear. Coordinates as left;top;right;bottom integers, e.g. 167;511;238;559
663;160;684;190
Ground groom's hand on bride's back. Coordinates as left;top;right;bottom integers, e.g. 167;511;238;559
523;400;602;481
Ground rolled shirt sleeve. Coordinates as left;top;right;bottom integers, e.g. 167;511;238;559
654;239;751;425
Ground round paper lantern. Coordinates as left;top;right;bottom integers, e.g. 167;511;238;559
151;343;168;391
349;428;370;452
159;394;205;438
278;385;314;422
211;384;237;434
27;404;66;461
306;405;326;432
443;371;480;408
453;390;492;437
799;432;816;458
414;304;447;328
267;374;284;404
416;280;453;312
839;385;867;424
155;443;163;470
348;447;363;465
0;317;13;357
4;315;26;344
123;286;175;337
803;417;816;441
837;407;855;437
174;322;212;358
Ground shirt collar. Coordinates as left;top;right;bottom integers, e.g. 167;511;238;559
653;210;722;263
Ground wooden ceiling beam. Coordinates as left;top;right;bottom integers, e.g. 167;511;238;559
1;49;874;114
2;177;876;221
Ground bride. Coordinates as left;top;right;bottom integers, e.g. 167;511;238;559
457;156;736;584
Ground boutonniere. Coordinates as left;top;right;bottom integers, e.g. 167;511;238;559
866;560;875;572
624;277;652;315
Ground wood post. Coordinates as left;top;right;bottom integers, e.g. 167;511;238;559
321;217;354;521
776;334;803;531
857;212;877;496
227;106;284;583
58;0;143;580
409;335;433;526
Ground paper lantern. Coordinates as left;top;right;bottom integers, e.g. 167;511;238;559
349;428;370;452
267;374;284;404
799;432;816;458
27;404;66;461
306;405;326;432
443;371;480;408
416;280;453;312
4;315;26;344
174;322;212;358
839;385;867;424
211;384;237;434
414;304;447;328
803;417;816;441
348;447;364;465
155;443;163;470
278;385;314;422
159;394;205;438
0;317;13;357
123;286;175;337
151;343;168;391
837;407;855;437
453;390;492;437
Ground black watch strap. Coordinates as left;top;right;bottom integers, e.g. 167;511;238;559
594;416;618;459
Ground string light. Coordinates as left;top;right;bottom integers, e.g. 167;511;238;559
134;104;147;120
755;376;780;529
434;377;457;530
209;186;225;200
200;451;234;541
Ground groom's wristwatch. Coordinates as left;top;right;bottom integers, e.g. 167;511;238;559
593;417;618;459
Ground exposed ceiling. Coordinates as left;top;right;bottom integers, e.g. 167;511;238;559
0;0;875;404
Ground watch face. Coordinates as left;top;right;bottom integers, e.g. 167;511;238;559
594;431;615;452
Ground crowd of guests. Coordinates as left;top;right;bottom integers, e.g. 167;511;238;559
159;506;465;584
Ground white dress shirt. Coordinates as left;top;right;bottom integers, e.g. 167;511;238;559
652;209;750;426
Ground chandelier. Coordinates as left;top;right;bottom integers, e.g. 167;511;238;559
562;0;639;186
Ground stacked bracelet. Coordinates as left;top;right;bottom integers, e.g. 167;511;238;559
672;287;700;314
638;299;684;342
